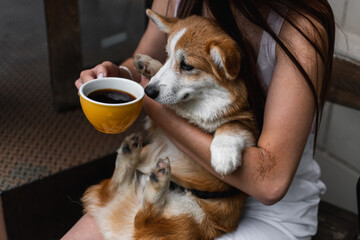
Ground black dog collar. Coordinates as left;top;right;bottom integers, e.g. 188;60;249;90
169;181;240;199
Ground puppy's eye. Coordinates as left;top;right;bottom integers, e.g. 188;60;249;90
180;60;194;71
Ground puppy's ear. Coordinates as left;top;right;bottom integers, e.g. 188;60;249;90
209;40;241;81
146;9;178;34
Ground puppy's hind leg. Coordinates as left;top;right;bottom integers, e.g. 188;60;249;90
111;132;143;189
133;158;203;240
134;158;170;225
133;54;163;79
144;157;171;206
82;133;142;211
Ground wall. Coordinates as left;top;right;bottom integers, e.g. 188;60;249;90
316;0;360;214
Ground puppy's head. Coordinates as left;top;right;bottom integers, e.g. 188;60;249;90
145;9;246;120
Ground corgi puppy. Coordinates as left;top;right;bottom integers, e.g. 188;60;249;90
82;9;257;240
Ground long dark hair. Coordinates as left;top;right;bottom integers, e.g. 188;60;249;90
176;0;335;150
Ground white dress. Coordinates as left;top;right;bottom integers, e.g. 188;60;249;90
216;10;326;240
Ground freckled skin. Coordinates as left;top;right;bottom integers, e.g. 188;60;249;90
257;145;277;182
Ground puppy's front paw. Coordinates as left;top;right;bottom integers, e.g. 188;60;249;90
133;54;162;79
210;135;244;176
117;132;142;162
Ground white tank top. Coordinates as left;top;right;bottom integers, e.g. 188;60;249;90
257;10;283;93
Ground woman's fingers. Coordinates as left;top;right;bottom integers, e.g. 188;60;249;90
75;69;97;89
95;61;120;78
75;61;120;89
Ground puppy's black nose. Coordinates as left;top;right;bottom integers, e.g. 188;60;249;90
145;85;159;99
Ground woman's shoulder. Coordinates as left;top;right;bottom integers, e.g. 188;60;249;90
278;9;328;53
275;9;328;92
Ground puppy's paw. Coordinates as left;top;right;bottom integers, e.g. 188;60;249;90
118;132;142;160
149;157;171;188
133;54;162;78
145;157;171;205
210;135;244;176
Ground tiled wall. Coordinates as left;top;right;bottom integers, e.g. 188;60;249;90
315;0;360;214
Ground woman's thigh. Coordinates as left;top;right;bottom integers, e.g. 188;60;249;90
216;216;294;240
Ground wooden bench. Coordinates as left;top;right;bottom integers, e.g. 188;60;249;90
314;201;358;239
312;56;360;240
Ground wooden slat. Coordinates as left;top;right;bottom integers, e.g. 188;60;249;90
313;201;358;240
44;0;82;111
327;56;360;110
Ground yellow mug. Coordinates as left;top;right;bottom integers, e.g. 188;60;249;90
79;77;144;134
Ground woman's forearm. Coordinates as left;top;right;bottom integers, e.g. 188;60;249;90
144;96;213;162
143;96;289;205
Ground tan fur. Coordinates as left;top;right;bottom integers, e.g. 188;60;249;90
82;10;257;240
134;202;204;240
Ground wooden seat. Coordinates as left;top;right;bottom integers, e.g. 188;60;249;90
313;201;358;239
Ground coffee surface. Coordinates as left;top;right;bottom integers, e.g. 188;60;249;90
87;89;135;104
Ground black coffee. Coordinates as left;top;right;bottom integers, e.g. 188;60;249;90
87;89;135;104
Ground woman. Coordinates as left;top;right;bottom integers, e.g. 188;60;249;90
67;0;335;239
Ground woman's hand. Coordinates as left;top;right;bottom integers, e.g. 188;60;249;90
75;61;121;89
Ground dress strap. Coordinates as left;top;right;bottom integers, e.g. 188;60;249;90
174;0;181;17
257;10;285;91
258;10;285;64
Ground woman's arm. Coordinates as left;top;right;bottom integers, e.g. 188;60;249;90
142;14;326;206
